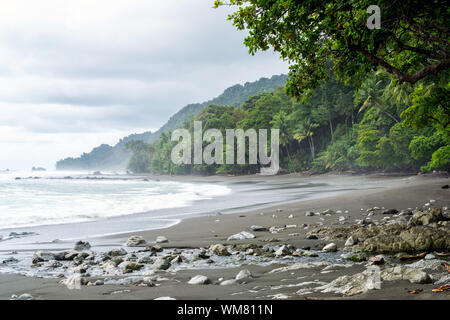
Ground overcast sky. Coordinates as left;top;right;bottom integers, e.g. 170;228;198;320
0;0;288;170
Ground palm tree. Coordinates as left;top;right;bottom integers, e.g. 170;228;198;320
355;74;400;124
293;118;319;161
270;111;292;162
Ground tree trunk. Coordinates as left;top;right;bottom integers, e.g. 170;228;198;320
309;136;315;161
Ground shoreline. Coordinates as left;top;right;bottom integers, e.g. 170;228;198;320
0;173;449;300
0;172;404;248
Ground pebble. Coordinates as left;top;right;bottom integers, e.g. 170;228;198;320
124;236;147;247
345;236;355;247
152;257;171;270
11;293;33;300
74;241;91;251
250;225;267;232
227;231;256;241
236;269;253;280
220;279;238;286
188;275;211;285
322;243;337;252
156;236;168;244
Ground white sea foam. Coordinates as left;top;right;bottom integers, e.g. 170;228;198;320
0;171;231;229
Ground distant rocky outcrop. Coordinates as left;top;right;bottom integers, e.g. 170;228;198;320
31;167;46;171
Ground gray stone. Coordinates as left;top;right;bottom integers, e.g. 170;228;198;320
345;236;356;246
250;225;267;232
322;243;337;252
188;275;210;285
227;231;255;241
235;269;252;280
156;236;168;244
124;236;147;247
74;241;91;251
210;244;230;256
220;279;238;286
152;257;171;270
32;251;55;264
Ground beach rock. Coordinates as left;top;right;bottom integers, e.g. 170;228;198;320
269;226;285;234
2;257;19;264
302;251;318;257
235;269;252;280
227;231;255;241
11;293;33;300
120;262;144;272
210;244;230;256
74;241;91;251
410;208;444;226
170;255;182;264
269;262;330;273
368;256;385;265
144;245;163;253
306;234;318;240
424;253;436;260
381;266;431;284
351;223;450;253
434;274;450;285
381;209;399;215
152;257;170;270
107;248;127;257
32;251;55;263
305;211;314;217
156;236;168;244
322;243;337;252
250;225;267;232
220;279;238;286
61;274;83;289
316;269;379;296
93;280;104;286
407;259;448;271
322;209;334;215
188;275;211;285
124;236;147;247
274;245;290;257
345;236;356;246
398;210;413;216
341;252;366;262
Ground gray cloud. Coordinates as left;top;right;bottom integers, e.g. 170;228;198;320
0;1;288;169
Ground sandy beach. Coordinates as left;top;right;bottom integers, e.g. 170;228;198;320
0;173;449;300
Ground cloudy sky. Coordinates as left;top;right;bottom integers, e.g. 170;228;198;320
0;0;288;170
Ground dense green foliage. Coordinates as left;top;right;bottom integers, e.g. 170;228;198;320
139;70;448;175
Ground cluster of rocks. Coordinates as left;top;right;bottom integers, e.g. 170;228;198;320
310;207;450;254
23;234;344;291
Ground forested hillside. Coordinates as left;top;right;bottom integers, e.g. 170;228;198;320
56;75;287;170
128;69;448;175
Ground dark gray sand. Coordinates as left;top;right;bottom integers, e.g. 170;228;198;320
1;173;449;300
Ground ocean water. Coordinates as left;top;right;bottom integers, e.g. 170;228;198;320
0;171;231;230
